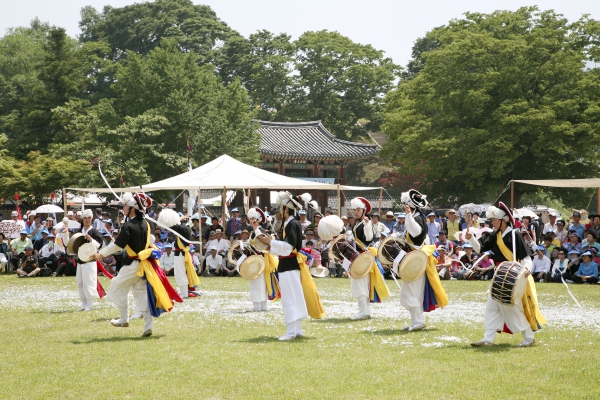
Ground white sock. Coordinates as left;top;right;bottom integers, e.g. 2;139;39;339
409;307;424;326
522;328;534;340
261;301;268;311
252;302;260;311
295;319;303;336
119;306;129;323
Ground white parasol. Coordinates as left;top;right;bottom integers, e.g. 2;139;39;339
35;204;64;213
458;203;485;218
513;208;537;219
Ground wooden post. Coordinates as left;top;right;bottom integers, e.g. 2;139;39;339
63;188;67;212
510;181;514;209
221;187;227;223
337;184;341;216
597;188;600;215
246;188;251;213
378;188;383;215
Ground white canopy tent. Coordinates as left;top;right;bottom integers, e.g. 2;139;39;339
69;155;377;192
510;179;600;212
68;154;384;216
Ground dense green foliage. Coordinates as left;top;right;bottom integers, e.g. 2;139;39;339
382;7;600;206
0;0;395;204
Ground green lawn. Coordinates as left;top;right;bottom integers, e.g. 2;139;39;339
0;275;599;399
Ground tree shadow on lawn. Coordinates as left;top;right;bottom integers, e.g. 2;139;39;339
367;327;440;336
237;335;316;344
313;317;355;324
70;335;164;344
31;309;76;314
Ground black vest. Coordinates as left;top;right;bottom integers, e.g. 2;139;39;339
407;212;428;246
114;216;150;265
278;218;303;273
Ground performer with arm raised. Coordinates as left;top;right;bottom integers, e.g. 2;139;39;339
399;189;448;331
468;202;545;347
257;192;324;340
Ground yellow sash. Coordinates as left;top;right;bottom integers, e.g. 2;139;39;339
495;231;547;330
263;252;280;301
176;236;201;288
406;235;448;307
367;247;390;301
126;222;173;311
295;250;325;319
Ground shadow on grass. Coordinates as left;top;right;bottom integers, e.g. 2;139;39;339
465;343;513;352
237;335;315;344
31;309;75;314
368;327;440;336
70;335;164;344
313;317;355;324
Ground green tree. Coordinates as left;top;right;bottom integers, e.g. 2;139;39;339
218;30;295;121
382;7;600;206
285;30;399;141
79;0;239;65
11;27;86;156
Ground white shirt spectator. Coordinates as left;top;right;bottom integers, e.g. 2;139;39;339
207;238;230;255
40;242;62;258
531;254;551;274
543;222;558;235
206;254;223;270
160;250;175;271
93;216;104;231
373;221;390;240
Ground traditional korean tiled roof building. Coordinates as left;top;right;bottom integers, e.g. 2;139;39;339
254;120;379;211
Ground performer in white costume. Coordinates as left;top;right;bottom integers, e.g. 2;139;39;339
75;209;104;311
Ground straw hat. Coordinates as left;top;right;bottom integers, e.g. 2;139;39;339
445;209;456;217
310;265;330;278
399;251;428;282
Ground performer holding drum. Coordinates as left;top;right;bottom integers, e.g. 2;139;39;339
338;197;389;320
467;202;546;347
257;192;324;341
72;209;104;311
157;208;200;299
396;189;448;331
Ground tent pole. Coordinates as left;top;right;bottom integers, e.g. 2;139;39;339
597;188;600;214
222;187;226;223
246;188;250;213
337;184;341;217
63;188;67;212
510;180;514;209
378;188;383;215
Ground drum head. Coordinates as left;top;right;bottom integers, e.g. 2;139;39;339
399;250;428;282
239;255;265;280
227;242;241;265
67;233;86;255
328;234;348;262
349;251;375;279
78;243;97;263
377;236;406;265
251;237;269;252
310;266;330;278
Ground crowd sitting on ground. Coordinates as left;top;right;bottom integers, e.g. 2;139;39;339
2;205;600;285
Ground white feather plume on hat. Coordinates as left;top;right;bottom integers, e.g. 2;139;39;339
318;215;345;241
307;200;319;210
300;193;312;203
350;198;366;210
247;207;266;224
158;208;181;227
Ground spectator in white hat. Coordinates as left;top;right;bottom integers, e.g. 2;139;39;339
383;211;396;231
543;211;559;234
205;246;223;275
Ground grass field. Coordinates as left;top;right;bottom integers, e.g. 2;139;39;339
1;274;600;399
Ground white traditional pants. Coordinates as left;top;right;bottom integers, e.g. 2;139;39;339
106;261;153;331
249;271;268;311
351;274;371;317
76;261;98;310
278;270;307;336
173;254;189;298
400;273;426;327
482;291;534;342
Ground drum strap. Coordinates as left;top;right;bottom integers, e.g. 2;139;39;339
495;231;515;261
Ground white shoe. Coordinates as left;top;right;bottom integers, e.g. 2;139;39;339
518;338;535;347
278;333;296;341
110;319;129;328
471;340;494;347
408;323;426;332
141;329;153;337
